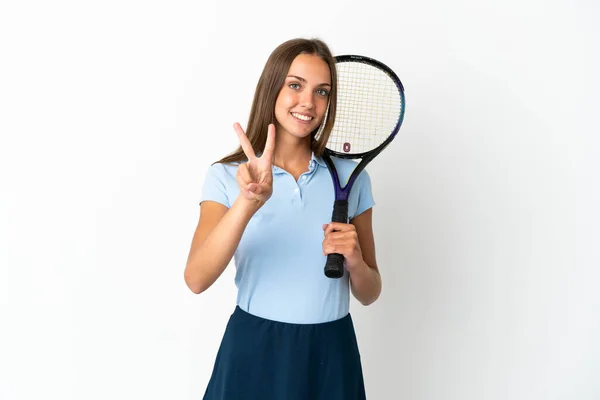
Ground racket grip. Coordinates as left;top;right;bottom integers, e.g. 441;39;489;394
324;200;349;279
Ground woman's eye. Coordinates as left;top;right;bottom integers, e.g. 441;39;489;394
317;88;329;97
289;83;300;90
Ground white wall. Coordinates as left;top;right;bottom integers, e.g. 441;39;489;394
1;0;598;399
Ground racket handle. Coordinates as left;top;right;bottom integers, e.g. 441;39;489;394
324;200;349;279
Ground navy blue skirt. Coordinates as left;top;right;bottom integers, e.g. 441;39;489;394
203;306;366;400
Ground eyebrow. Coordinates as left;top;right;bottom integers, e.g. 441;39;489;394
286;75;331;87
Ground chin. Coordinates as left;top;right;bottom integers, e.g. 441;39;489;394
280;122;320;140
290;127;318;140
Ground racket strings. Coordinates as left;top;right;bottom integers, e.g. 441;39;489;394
328;61;403;155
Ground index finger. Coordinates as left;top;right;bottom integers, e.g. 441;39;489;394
324;222;355;235
233;122;256;160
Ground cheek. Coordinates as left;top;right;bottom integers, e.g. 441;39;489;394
275;92;295;111
316;99;329;118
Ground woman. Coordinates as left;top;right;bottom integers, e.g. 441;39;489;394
185;38;382;400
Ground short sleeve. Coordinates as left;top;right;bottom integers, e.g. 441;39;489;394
350;169;375;219
199;163;231;208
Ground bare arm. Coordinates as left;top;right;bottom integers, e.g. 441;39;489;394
184;198;260;294
184;123;275;294
348;208;381;305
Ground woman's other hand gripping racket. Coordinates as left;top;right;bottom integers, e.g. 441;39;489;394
322;222;367;274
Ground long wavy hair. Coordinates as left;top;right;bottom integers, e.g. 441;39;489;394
217;38;337;164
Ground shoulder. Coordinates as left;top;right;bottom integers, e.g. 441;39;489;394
200;162;241;208
205;162;239;180
201;162;241;193
208;161;240;172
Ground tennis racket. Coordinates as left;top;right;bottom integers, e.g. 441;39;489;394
322;54;405;279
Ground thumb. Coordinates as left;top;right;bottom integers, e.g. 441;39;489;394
248;184;262;194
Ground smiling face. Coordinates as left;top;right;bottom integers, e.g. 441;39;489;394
273;53;332;142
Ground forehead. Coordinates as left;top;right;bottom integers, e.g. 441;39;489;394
287;53;331;84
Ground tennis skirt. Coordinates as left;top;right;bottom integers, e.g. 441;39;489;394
202;306;366;400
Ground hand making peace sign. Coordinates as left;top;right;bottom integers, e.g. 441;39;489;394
233;122;276;205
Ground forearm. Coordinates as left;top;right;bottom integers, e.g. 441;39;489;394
349;261;381;305
184;196;260;293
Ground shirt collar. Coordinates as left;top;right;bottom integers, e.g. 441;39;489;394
311;152;327;168
271;152;327;174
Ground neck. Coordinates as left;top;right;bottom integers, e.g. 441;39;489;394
272;135;312;173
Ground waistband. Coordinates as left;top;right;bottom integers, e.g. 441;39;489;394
231;305;353;329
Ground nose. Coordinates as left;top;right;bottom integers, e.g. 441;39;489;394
299;91;315;110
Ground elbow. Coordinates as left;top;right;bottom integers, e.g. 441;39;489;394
186;283;204;295
183;269;210;295
357;281;382;306
184;257;225;294
359;294;380;306
185;279;207;295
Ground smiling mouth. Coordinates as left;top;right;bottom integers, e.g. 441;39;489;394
291;112;313;122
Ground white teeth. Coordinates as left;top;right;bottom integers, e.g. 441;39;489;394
291;112;312;121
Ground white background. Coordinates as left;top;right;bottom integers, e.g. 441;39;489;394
1;0;599;399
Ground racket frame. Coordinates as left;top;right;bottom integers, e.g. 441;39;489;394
323;54;405;278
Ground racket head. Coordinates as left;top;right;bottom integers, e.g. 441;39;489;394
320;55;405;279
325;55;405;160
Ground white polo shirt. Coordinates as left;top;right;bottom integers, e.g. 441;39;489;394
199;153;375;324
